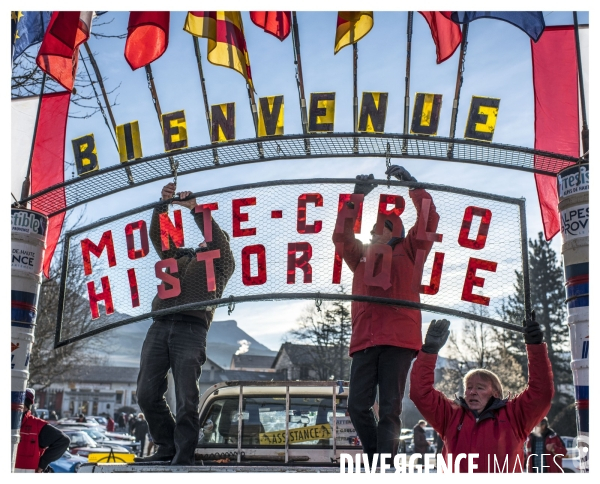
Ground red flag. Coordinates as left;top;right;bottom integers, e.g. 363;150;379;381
36;11;92;91
531;26;579;240
29;91;71;278
419;12;462;64
124;12;170;70
250;11;291;41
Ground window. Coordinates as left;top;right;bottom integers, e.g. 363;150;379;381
198;396;358;448
131;391;137;405
115;391;123;404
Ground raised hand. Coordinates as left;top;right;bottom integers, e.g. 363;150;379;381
161;182;176;201
421;319;451;354
174;190;197;210
353;174;378;196
385;165;417;182
523;311;543;345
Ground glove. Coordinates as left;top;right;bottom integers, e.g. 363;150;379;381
421;319;451;354
523;311;543;345
385;165;417;182
353;174;378;196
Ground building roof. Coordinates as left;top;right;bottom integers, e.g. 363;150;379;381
273;343;321;367
230;354;276;369
58;366;140;384
219;369;287;382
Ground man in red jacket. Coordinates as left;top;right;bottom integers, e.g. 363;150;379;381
526;417;567;472
409;314;554;473
14;389;70;472
333;165;440;465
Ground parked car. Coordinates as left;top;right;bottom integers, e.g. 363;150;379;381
398;428;413;453
57;418;99;427
64;426;140;453
62;429;131;459
34;408;50;419
561;436;581;473
47;451;87;473
88;416;108;428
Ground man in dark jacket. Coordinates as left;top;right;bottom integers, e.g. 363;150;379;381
413;420;430;464
15;389;70;472
333;165;440;464
133;413;150;457
137;183;235;465
526;417;567;472
409;313;553;472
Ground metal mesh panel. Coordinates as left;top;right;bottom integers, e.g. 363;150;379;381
56;179;529;347
23;134;576;217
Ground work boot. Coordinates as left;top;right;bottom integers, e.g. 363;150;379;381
134;446;175;463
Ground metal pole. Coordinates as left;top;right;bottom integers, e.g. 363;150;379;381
192;36;219;165
144;64;178;186
247;84;264;158
447;23;469;159
20;72;46;203
402;12;413;155
291;12;310;154
353;42;359;154
284;385;290;464
572;12;589;155
237;385;243;463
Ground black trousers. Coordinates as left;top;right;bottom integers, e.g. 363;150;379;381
137;319;207;465
348;345;416;462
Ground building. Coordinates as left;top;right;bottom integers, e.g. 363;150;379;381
272;343;322;380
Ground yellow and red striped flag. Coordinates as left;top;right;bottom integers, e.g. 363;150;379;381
184;12;253;90
334;11;373;54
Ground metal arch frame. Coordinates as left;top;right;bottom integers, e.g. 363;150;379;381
20;132;577;218
54;178;531;348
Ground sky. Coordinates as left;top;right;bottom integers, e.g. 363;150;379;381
9;7;591;354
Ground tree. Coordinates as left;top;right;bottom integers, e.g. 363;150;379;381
288;290;352;381
28;214;114;389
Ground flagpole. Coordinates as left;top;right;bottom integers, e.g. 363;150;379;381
572;12;588;156
144;63;179;186
247;85;264;158
291;12;310;154
19;72;46;203
192;35;219;164
447;23;469;159
402;12;414;155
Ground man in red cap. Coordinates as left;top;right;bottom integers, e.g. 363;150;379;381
14;388;70;472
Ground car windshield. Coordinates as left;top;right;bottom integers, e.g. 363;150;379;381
81;428;106;440
65;431;97;448
199;395;359;448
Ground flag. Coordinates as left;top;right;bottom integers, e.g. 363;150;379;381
531;26;579;240
250;11;291;41
419;12;462;64
29;91;71;278
11;96;40;203
443;12;545;42
124;12;170;70
184;12;254;90
12;11;52;61
334;11;373;54
36;11;93;91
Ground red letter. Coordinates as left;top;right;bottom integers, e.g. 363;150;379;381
127;268;140;307
297;193;323;234
87;276;114;319
374;194;405;236
195;202;218;243
287;243;313;284
332;193;364;284
461;257;498;306
196;249;221;292
155;258;181;300
364;244;393;289
125;220;149;259
416;198;443;243
242;244;267;286
458;206;492;250
159;210;185;251
232;198;256;237
412;250;445;295
81;231;116;276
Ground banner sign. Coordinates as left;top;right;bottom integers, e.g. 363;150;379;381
55;179;529;345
